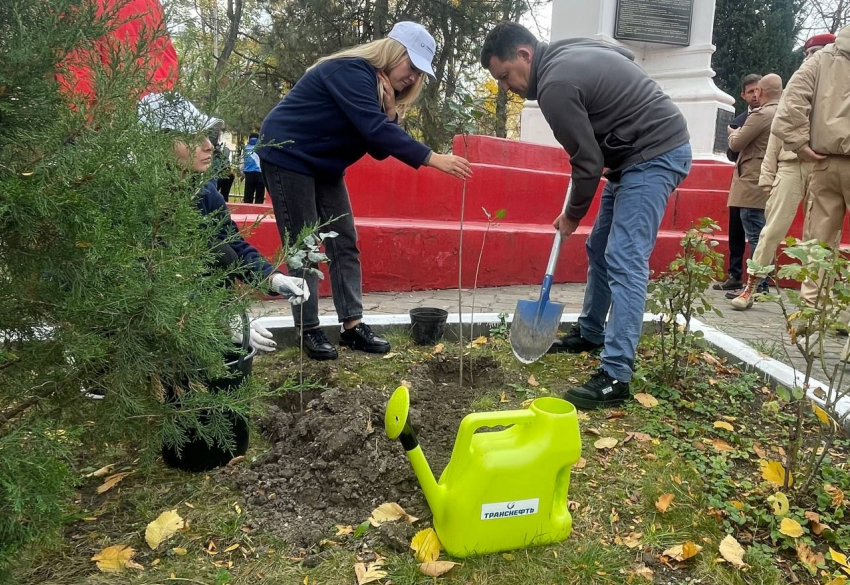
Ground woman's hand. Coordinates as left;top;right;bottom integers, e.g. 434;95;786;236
426;153;473;180
378;72;396;120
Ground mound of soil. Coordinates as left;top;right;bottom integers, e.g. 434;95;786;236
228;355;504;548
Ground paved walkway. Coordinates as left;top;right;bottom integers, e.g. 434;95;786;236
252;284;849;382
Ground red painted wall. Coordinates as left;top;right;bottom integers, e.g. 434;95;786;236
231;135;842;295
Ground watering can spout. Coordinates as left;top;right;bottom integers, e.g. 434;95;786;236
385;387;446;515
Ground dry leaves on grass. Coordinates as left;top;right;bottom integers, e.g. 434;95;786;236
615;532;642;549
85;464;115;478
410;528;442;563
761;460;792;487
433;343;445;354
797;542;825;572
91;545;144;572
594;437;618;450
145;510;185;549
662;541;702;561
354;561;387;584
574;457;587;470
718;534;747;568
96;471;133;494
655;493;675;513
470;336;488;348
779;517;804;538
711;439;735;452
634;393;659;408
713;421;734;432
527;374;540;387
418;561;460;577
368;502;418;527
768;492;789;516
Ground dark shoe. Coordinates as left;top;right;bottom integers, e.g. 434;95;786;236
548;324;603;354
302;328;338;361
340;323;391;354
713;277;744;290
756;283;770;294
563;369;630;411
725;288;744;300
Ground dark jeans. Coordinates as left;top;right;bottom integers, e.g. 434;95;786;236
243;172;265;204
262;161;362;330
740;207;768;287
217;174;235;199
728;206;746;281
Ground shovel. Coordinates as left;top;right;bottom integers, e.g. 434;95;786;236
510;179;573;364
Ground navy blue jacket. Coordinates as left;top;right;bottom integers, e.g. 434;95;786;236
257;58;432;178
197;179;273;279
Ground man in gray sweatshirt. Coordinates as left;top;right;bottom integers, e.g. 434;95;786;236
481;23;692;409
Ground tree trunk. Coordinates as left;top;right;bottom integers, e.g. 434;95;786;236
215;0;244;77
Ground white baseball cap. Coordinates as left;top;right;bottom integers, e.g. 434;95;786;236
138;92;224;134
387;21;436;79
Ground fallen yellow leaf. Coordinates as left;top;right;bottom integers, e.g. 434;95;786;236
702;352;723;367
615;532;642;549
499;391;509;403
172;547;187;555
574;457;587;470
824;484;845;508
813;404;832;426
779;517;804;538
830;547;849;568
433;343;445;354
354;561;387;585
662;541;701;561
796;542;824;572
825;577;848;585
594;437;618;450
91;545;144;572
418;561;460;577
382;352;398;360
470;336;487;348
632;563;654;581
145;510;185;550
527;374;540;387
410;528;442;563
335;525;354;536
761;460;792;487
718;534;747;568
634;393;659;408
223;543;239;553
655;493;675;513
713;421;734;432
768;492;789;516
368;502;418;527
96;471;132;494
712;439;735;452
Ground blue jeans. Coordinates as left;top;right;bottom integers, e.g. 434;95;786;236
740;207;768;288
578;143;692;382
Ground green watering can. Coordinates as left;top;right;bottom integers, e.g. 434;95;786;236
385;386;582;558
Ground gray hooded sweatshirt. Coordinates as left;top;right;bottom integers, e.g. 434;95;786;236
527;40;690;220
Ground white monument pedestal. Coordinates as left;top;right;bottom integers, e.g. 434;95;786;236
521;0;734;161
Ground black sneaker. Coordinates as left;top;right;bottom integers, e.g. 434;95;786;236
563;369;630;410
713;277;744;290
548;324;603;354
339;323;391;354
302;328;338;361
756;283;770;294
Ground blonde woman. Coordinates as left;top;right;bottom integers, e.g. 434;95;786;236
258;21;472;361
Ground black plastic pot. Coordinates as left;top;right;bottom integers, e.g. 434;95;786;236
162;316;255;472
409;308;449;345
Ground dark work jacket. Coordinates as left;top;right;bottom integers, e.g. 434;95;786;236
726;110;750;162
196;179;273;280
258;58;431;178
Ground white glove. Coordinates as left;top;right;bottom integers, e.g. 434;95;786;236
231;318;277;353
271;272;310;305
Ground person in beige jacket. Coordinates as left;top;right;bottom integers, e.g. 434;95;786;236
772;26;849;314
726;74;783;299
730;35;836;310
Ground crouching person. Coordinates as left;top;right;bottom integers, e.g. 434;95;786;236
139;92;308;470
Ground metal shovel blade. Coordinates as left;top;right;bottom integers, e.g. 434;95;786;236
510;296;565;364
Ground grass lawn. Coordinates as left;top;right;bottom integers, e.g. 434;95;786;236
11;330;850;585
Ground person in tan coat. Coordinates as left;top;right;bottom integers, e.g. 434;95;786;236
730;35;836;310
726;74;783;298
773;26;849;313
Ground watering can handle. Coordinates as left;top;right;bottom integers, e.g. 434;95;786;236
453;409;536;458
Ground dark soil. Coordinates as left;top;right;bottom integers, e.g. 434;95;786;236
227;355;505;548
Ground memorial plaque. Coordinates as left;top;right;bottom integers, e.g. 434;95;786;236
614;0;693;46
714;108;734;155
